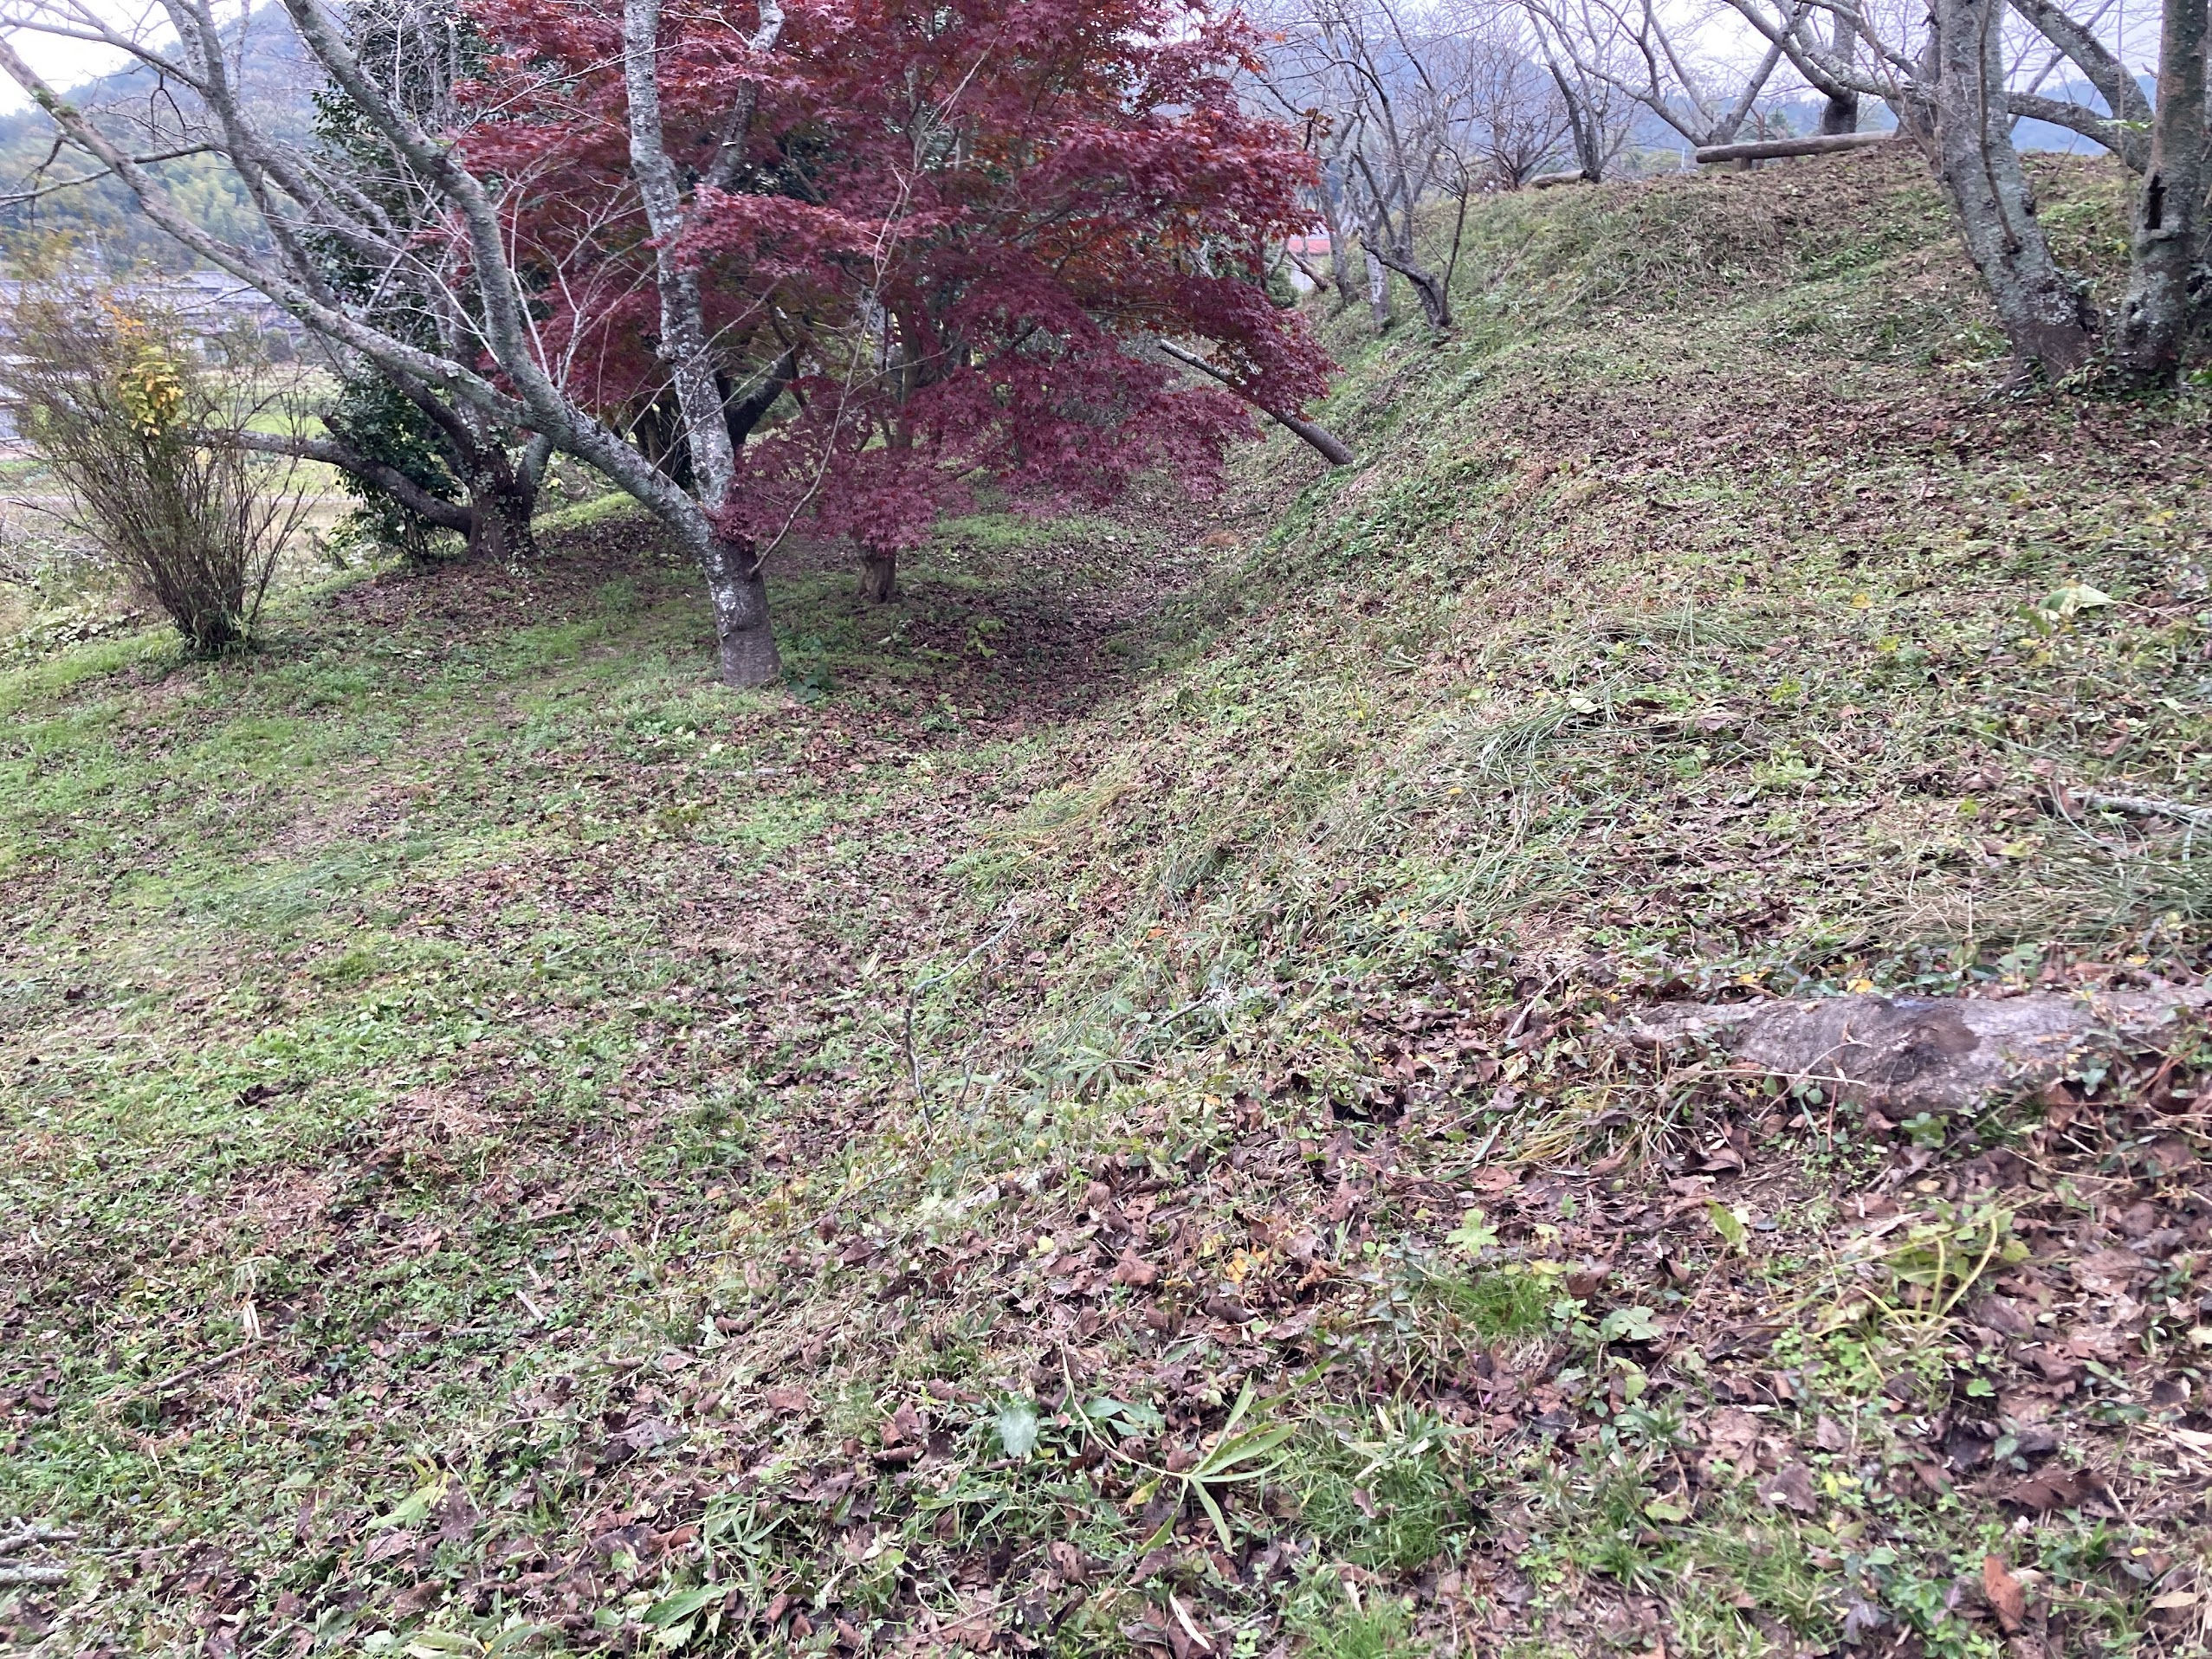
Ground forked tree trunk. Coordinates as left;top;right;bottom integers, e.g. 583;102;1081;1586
1928;0;2098;380
2112;0;2209;384
703;535;779;687
858;549;898;603
1550;63;1607;181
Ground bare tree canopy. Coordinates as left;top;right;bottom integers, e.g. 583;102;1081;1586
0;0;723;645
1251;0;1601;331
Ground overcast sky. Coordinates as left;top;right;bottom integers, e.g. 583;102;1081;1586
0;0;2173;119
0;29;139;113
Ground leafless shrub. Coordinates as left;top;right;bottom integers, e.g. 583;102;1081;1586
0;293;310;654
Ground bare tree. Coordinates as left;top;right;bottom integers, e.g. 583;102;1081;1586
1462;10;1575;185
0;0;556;564
1728;0;2206;384
1254;0;1568;332
1527;0;1804;153
1535;35;1636;178
0;0;797;683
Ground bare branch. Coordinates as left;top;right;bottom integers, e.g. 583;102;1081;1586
1158;339;1355;467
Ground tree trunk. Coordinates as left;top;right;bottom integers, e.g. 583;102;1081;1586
465;471;540;562
1362;248;1393;332
1550;61;1606;181
1155;340;1355;466
858;549;898;603
703;535;780;687
1929;0;2099;380
462;454;540;562
2111;0;2209;384
1325;242;1356;313
1380;242;1453;330
1820;14;1861;134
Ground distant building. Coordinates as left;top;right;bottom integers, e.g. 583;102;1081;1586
1284;232;1332;293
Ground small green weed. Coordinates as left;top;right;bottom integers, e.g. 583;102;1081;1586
1297;1405;1477;1573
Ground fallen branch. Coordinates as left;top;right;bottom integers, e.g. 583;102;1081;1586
0;1523;75;1552
2079;791;2212;829
1156;341;1354;468
1695;131;1903;164
100;1340;255;1411
0;1520;75;1586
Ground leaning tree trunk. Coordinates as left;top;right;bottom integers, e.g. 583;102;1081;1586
1928;0;2098;380
858;549;898;603
704;534;779;687
1378;238;1453;330
1402;265;1452;330
2111;0;2209;384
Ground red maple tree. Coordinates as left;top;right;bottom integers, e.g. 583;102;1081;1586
468;0;1335;600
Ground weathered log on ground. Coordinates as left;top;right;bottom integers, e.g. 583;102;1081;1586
1620;982;2212;1113
1695;131;1904;165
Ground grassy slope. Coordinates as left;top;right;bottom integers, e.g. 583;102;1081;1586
5;151;2212;1658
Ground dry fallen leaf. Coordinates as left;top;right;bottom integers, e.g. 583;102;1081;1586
1046;1539;1090;1585
1113;1249;1160;1288
1758;1462;1818;1514
2002;1467;2102;1514
2072;1249;2146;1296
1704;1406;1761;1468
1982;1555;2027;1634
764;1384;810;1414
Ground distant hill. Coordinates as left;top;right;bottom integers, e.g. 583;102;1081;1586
0;5;316;272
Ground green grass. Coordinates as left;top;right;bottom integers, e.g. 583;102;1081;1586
5;148;2209;1657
